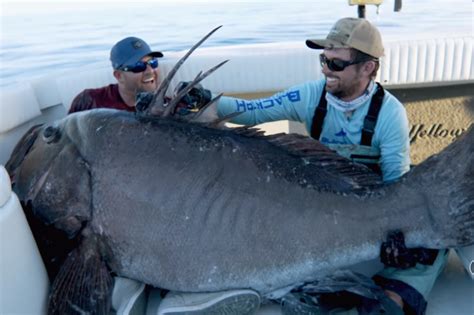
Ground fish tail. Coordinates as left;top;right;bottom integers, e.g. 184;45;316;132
409;125;473;248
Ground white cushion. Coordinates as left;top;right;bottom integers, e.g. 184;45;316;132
112;277;147;315
0;84;41;133
0;180;49;314
30;76;63;110
456;246;474;280
0;165;11;207
56;67;115;111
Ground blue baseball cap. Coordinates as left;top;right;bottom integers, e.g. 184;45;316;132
110;37;163;70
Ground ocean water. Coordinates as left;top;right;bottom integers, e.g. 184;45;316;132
0;0;471;88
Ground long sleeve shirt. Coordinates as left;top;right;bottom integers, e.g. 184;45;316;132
69;84;135;114
217;79;410;182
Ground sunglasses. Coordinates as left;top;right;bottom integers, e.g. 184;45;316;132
120;58;159;73
319;54;366;72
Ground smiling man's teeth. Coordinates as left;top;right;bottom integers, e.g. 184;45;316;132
327;77;338;82
143;78;154;83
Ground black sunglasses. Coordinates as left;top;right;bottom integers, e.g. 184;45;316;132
120;58;159;73
319;54;366;72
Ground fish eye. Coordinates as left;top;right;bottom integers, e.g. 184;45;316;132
43;126;61;143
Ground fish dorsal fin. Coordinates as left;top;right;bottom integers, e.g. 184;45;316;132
232;126;267;137
232;127;383;193
231;127;333;155
266;132;335;156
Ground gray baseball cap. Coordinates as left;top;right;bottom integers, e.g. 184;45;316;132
306;17;384;58
110;37;163;70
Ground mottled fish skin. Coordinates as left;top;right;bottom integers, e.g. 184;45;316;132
7;109;473;296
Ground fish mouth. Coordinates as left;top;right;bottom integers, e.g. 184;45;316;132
5;124;58;204
5;124;42;186
5;124;56;206
25;163;53;204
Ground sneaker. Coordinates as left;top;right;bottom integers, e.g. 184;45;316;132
157;289;261;315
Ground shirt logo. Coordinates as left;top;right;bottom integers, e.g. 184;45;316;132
335;128;347;137
234;90;300;112
321;128;348;144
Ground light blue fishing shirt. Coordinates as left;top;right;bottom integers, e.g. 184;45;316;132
217;79;410;182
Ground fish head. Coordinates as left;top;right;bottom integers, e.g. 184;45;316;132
6;119;92;239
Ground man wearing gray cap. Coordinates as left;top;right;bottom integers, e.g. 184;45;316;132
69;36;163;113
186;17;407;182
172;17;447;314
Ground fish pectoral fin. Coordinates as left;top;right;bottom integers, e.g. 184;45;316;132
48;237;113;315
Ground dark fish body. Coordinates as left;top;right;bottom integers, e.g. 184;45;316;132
7;109;473;299
8;26;472;314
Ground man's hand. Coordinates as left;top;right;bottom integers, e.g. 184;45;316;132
380;230;439;269
173;81;212;115
380;230;418;269
135;92;154;112
384;289;404;309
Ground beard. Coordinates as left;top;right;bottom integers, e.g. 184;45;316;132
325;75;364;101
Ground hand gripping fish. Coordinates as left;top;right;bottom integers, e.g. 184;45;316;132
5;26;473;314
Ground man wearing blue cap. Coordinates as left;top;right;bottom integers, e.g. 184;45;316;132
69;37;163;113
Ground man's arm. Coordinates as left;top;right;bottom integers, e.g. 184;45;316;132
175;80;325;130
215;82;321;127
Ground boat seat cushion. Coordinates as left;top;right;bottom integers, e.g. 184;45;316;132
0;85;41;134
